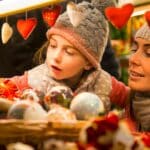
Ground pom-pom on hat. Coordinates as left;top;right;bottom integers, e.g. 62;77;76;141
135;23;150;41
47;0;115;68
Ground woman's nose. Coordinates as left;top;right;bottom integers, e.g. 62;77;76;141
129;50;141;66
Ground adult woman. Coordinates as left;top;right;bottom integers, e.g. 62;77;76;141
128;23;150;132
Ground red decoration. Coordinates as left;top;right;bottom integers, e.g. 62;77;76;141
17;18;37;40
123;118;136;132
145;11;150;26
140;133;150;147
0;80;18;100
81;113;119;149
105;3;134;29
42;5;61;27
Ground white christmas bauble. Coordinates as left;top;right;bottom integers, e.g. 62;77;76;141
24;102;47;120
7;100;47;120
7;100;30;119
70;92;105;120
46;104;76;122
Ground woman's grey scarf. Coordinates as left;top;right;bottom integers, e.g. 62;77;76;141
132;92;150;131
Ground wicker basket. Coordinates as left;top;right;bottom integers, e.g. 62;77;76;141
0;119;86;145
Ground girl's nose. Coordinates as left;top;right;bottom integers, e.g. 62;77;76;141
53;49;62;62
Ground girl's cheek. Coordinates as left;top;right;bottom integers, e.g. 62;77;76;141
46;51;52;59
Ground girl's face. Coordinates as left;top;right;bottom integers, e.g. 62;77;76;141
46;35;91;80
128;38;150;91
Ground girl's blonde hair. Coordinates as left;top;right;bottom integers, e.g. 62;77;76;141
33;41;48;65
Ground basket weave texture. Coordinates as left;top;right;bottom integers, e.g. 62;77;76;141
0;119;86;145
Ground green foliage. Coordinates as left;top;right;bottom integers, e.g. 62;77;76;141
109;23;128;40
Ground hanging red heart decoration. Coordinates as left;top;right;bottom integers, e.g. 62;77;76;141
145;11;150;27
42;5;62;27
105;3;134;29
17;18;37;40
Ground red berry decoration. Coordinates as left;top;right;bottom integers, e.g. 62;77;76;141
42;5;62;27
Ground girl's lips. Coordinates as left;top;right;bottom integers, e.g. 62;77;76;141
50;65;62;74
51;65;61;71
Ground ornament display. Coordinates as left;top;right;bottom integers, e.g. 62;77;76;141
21;88;45;105
23;101;47;120
7;99;47;120
67;1;86;27
0;98;13;112
70;92;105;120
44;85;73;110
42;5;61;27
7;142;34;150
46;104;76;122
1;22;13;44
7;100;29;119
43;139;66;150
78;113;137;150
17;18;37;40
105;3;134;29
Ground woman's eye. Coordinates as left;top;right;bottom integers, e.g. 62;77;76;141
130;49;136;53
130;45;137;54
145;48;150;56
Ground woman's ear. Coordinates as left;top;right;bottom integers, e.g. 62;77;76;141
84;62;93;70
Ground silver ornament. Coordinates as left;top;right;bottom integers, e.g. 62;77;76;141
70;92;105;120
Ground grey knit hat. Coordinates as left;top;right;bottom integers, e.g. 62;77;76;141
47;0;115;68
135;23;150;41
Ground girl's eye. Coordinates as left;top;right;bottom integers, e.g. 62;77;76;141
49;38;57;49
49;44;56;49
65;48;75;55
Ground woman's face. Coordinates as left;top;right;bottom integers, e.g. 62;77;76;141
46;35;91;80
128;37;150;91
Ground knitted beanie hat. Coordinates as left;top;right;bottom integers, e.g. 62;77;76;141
47;0;115;68
135;23;150;41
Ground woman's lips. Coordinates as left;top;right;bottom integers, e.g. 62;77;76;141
129;70;144;80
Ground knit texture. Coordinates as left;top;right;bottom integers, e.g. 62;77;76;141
28;63;112;112
135;23;150;41
132;92;150;131
91;0;115;16
47;0;115;68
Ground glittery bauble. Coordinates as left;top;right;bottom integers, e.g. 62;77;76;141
21;89;45;106
70;92;105;120
44;86;73;110
7;100;47;120
7;100;30;119
46;104;76;122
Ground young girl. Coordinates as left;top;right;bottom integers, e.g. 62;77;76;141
127;23;150;132
0;0;129;113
